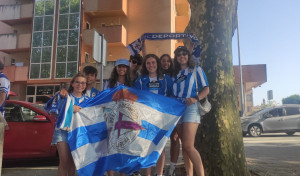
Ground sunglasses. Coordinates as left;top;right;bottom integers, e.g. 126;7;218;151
131;59;142;65
74;81;86;85
176;51;188;57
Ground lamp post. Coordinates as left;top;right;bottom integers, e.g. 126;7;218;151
237;10;245;116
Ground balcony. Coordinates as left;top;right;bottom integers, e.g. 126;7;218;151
83;25;127;46
0;4;33;25
84;0;127;17
175;16;190;33
234;64;267;93
0;33;31;54
174;0;190;33
3;65;29;82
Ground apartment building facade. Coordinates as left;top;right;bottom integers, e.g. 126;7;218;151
0;0;266;114
0;0;190;103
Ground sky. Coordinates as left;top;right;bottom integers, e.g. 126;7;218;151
231;0;300;106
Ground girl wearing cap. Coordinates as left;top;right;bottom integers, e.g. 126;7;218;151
173;46;209;176
104;58;131;176
134;54;173;176
104;58;131;90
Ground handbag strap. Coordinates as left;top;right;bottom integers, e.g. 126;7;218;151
193;67;199;94
193;67;208;102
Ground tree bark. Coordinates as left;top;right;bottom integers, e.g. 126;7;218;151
186;0;249;175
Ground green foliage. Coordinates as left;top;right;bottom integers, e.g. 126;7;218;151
282;94;300;104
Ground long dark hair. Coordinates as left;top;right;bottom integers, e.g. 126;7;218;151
68;72;87;94
173;46;195;75
108;65;131;88
141;54;163;78
160;54;173;77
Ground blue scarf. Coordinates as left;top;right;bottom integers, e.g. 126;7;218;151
127;33;201;64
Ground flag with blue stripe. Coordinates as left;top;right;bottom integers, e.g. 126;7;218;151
60;85;186;175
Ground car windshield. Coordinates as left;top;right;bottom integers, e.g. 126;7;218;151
249;107;273;116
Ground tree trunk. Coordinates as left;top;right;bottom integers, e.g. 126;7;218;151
186;0;249;175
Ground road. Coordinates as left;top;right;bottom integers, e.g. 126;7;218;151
244;132;300;176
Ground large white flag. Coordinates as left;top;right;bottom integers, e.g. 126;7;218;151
58;85;186;175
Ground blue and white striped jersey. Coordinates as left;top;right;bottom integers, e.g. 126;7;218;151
173;66;208;101
0;72;10;116
134;74;173;96
70;93;88;105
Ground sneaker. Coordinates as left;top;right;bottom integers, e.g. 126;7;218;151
130;171;142;176
168;165;176;176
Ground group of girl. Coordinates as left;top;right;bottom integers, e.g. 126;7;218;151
47;46;209;176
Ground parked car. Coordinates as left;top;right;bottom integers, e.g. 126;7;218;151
3;100;57;159
241;104;300;137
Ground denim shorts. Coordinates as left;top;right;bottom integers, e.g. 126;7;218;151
178;103;201;124
51;128;68;145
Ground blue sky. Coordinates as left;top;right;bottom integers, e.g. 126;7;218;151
232;0;300;106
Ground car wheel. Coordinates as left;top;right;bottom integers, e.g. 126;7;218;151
248;125;262;137
286;132;295;136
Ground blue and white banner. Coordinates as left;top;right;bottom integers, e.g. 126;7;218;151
127;33;201;64
59;85;186;175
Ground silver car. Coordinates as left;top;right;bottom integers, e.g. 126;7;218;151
241;104;300;137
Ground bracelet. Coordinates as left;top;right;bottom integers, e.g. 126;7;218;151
194;96;200;102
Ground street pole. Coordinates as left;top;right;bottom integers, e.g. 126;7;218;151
237;10;245;116
93;30;106;91
100;34;104;91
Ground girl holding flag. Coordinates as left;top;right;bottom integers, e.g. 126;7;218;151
104;58;132;176
134;54;173;176
45;72;88;176
172;46;209;176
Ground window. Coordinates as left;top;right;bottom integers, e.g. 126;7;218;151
55;0;81;78
26;85;60;103
30;0;81;79
86;21;90;29
4;105;23;122
268;108;284;117
21;107;39;122
4;104;44;122
246;94;252;102
30;0;55;79
247;106;251;112
285;107;300;116
85;52;89;63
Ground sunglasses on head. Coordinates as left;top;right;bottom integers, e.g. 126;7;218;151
131;59;141;65
176;51;188;57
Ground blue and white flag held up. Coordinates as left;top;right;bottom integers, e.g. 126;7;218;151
59;85;186;175
127;33;202;64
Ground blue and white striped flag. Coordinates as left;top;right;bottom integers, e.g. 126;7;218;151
59;85;186;175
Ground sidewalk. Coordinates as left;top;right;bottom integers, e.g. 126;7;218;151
1;140;185;176
2;166;57;176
